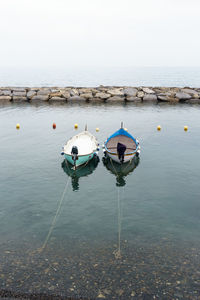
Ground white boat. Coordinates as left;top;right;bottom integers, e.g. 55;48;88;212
61;126;99;168
103;123;140;164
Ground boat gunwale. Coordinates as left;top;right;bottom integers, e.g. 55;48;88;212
104;133;139;156
64;130;99;156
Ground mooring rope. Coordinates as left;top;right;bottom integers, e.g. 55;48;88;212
97;174;124;298
38;159;91;253
113;187;122;259
38;176;70;253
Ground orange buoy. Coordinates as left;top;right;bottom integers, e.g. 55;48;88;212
16;123;20;130
53;123;56;129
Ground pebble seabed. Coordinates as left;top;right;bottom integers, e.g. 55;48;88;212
1;86;200;299
0;238;200;300
1;86;200;104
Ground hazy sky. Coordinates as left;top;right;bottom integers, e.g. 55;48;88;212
0;0;200;68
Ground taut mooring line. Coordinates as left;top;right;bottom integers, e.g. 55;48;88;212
113;187;122;259
38;177;70;253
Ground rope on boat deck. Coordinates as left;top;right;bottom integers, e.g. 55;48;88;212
38;176;70;253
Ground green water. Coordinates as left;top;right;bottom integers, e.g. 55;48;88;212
0;103;200;299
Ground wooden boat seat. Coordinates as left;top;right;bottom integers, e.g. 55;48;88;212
106;135;136;153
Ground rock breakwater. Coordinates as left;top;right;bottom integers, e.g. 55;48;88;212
0;86;200;104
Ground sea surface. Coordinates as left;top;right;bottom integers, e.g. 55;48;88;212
0;102;200;299
0;66;200;87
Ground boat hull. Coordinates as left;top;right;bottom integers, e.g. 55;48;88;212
105;151;136;163
64;152;96;167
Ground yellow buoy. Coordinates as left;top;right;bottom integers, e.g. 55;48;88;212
184;126;188;131
74;123;78;129
16;123;20;130
96;127;99;132
157;125;161;131
124;128;128;131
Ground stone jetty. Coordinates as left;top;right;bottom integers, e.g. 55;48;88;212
0;86;200;104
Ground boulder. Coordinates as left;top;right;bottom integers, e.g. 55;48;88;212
107;89;124;96
31;95;49;101
12;96;28;102
168;97;179;102
143;94;157;102
175;92;192;100
90;97;104;102
0;90;12;96
37;89;51;95
70;89;79;96
49;97;66;102
0;96;12;101
51;89;60;93
12;88;27;92
29;88;39;91
68;96;85;102
95;92;110;99
137;91;145;98
142;87;155;94
80;93;93;100
106;96;125;102
97;86;109;92
123;88;137;97
78;88;94;94
27;91;37;99
185;98;200;104
61;91;71;99
13;91;26;97
50;91;62;97
158;95;168;101
181;88;198;95
126;96;142;102
158;92;173;97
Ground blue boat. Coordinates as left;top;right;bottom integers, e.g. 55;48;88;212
103;123;140;164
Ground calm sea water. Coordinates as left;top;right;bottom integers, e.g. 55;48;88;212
0;102;200;299
1;66;200;87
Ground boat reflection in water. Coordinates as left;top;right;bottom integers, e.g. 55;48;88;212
61;156;99;191
102;156;140;187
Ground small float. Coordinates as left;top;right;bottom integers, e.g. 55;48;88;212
103;122;140;164
61;125;99;169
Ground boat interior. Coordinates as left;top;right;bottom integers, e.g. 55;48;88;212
106;135;137;154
